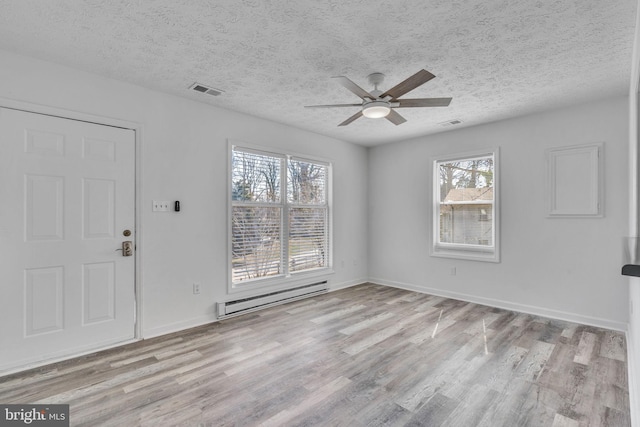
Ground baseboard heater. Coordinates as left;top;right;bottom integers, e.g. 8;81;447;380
217;281;328;319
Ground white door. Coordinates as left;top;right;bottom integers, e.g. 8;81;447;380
0;108;136;372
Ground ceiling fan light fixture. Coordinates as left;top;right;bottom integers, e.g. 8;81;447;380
362;100;391;119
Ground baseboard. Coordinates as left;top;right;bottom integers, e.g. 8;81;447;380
0;336;139;377
328;277;367;292
369;277;628;332
626;329;639;427
143;313;218;339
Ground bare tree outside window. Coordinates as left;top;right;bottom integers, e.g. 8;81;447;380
232;151;280;203
231;151;283;281
287;159;328;272
288;160;326;204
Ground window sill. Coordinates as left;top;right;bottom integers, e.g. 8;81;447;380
431;246;500;263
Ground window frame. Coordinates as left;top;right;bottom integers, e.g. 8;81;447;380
430;148;500;263
228;141;333;294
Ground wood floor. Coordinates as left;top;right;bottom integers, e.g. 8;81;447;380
0;283;630;426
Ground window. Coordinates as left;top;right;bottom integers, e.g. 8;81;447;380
230;145;330;287
432;150;499;262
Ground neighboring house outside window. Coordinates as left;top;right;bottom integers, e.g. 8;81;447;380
432;150;499;262
440;187;493;245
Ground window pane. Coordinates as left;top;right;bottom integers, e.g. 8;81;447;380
439;204;493;245
232;150;281;202
232;206;282;282
289;207;327;272
287;160;326;204
438;156;494;246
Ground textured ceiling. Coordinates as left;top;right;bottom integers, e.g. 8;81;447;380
0;0;636;146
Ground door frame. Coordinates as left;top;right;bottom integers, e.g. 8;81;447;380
0;97;144;366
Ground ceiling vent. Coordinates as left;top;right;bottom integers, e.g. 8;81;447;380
189;82;224;97
439;119;462;127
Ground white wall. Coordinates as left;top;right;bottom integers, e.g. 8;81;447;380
369;96;629;330
0;49;369;338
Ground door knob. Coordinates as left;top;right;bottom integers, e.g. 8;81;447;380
116;241;133;257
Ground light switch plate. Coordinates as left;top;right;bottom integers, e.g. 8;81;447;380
153;200;171;212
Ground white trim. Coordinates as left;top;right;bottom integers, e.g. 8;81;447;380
369;277;628;332
0;96;141;130
434;150;496;163
290;155;330;167
228;138;333;166
628;327;639;427
143;313;218;339
327;278;368;292
442;200;493;205
232;144;287;159
0;337;139;376
134;125;144;340
430;246;498;263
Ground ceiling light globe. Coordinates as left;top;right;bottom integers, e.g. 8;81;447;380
362;101;391;119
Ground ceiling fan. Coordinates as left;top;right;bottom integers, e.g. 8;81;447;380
305;69;452;126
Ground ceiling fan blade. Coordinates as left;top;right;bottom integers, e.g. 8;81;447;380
385;109;407;125
396;98;452;108
338;111;363;126
305;103;362;108
380;69;436;100
333;76;375;100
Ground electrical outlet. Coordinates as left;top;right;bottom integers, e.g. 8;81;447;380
153;200;171;212
193;282;201;295
450;267;456;276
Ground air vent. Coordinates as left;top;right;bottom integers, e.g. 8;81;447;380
189;82;224;97
439;119;463;127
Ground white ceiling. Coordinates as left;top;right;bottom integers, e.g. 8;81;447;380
0;0;636;146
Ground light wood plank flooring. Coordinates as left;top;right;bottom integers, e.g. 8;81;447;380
0;283;630;426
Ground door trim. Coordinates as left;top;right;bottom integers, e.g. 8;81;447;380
0;97;144;368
